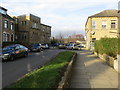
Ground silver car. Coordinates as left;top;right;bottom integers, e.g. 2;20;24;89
66;43;81;50
41;44;49;49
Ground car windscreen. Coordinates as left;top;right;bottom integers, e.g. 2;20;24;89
69;44;74;46
3;46;15;51
31;44;40;47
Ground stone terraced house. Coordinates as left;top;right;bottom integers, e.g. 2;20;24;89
85;9;119;50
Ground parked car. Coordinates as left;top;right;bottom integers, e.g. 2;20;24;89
58;43;66;49
1;44;29;61
66;43;81;50
41;44;49;49
29;44;43;52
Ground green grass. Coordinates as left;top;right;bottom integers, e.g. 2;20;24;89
6;51;74;88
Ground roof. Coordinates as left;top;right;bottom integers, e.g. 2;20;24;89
41;23;51;28
85;9;119;28
89;9;119;18
0;6;7;11
2;14;15;21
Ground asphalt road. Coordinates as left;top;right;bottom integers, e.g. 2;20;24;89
2;49;66;88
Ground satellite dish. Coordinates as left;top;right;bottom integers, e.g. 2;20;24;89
91;31;95;35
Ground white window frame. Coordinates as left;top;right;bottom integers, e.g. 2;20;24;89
2;33;6;42
11;22;14;30
6;33;9;42
102;20;107;29
4;20;8;28
2;32;10;42
92;21;96;29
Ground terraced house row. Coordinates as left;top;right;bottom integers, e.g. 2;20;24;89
0;6;51;46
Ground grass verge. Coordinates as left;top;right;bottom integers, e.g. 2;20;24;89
5;51;74;88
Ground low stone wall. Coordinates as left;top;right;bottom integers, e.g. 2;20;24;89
114;55;120;73
57;53;77;89
94;52;118;71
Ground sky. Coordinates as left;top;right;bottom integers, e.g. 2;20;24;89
0;0;119;38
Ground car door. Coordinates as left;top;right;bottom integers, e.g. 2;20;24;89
14;46;21;57
19;45;26;56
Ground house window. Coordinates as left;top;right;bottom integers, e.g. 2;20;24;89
6;33;9;42
92;38;96;41
111;20;117;29
21;21;26;25
11;22;14;30
3;33;9;42
32;22;37;28
92;21;96;29
4;20;8;28
102;20;107;29
11;34;14;42
0;9;7;15
2;33;6;42
15;19;18;24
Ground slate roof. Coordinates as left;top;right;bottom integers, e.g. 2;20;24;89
2;14;15;21
89;10;119;17
0;6;7;11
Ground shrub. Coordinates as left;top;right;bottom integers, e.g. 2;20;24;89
94;38;118;58
118;38;120;55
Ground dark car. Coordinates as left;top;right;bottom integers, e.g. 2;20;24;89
1;44;29;61
29;44;43;52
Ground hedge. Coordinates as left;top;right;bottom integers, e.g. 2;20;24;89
118;38;120;55
94;38;119;58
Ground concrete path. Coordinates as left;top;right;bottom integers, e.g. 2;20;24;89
70;50;119;89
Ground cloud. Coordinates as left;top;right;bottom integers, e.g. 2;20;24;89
1;0;119;37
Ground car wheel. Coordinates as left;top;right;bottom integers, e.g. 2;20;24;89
24;52;28;57
10;55;15;61
41;48;43;51
72;47;73;50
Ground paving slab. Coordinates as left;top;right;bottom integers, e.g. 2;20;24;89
70;50;119;89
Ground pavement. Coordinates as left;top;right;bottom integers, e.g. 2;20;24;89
70;49;119;89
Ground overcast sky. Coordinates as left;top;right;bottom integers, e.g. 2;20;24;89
0;0;119;37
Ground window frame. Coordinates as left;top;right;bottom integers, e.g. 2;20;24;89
111;20;117;29
4;20;8;29
92;21;96;29
102;20;107;29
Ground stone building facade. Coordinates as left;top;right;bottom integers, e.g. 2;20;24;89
85;10;119;50
15;14;51;46
41;24;51;44
0;6;15;42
